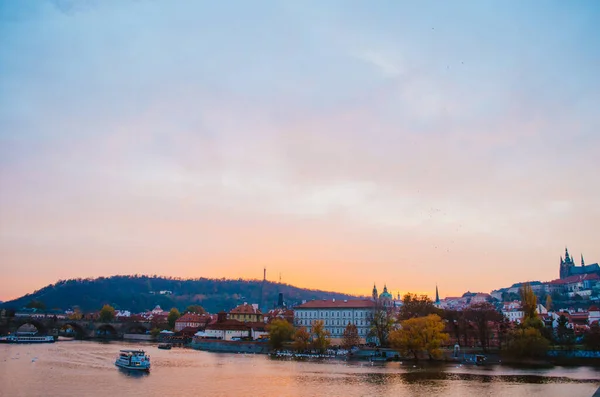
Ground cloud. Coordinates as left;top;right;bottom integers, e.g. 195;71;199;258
0;0;599;300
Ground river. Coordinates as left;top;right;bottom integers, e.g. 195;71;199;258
1;341;599;396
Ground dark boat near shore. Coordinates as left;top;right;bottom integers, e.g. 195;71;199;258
158;343;172;350
0;334;55;344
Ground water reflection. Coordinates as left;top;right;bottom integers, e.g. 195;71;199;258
117;367;150;378
0;342;598;397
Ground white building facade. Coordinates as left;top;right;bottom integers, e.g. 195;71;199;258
294;299;375;344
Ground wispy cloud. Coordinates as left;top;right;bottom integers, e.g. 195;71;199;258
0;0;599;300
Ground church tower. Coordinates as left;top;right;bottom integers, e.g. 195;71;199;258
435;284;440;304
372;284;378;300
560;247;575;279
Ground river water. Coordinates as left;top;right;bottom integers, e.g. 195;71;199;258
1;341;599;397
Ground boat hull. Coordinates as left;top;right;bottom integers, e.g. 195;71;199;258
115;361;151;371
0;337;55;344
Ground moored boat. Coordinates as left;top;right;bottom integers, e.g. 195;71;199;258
0;334;55;344
157;343;172;350
115;350;151;371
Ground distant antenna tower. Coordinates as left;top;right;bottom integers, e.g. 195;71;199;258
263;267;266;281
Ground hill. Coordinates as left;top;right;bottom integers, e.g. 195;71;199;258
1;275;359;313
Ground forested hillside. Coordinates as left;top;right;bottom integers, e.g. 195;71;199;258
1;275;358;313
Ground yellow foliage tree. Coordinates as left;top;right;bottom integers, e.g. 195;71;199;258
311;320;331;353
519;283;537;321
341;323;361;350
389;314;449;360
293;327;311;352
267;319;294;350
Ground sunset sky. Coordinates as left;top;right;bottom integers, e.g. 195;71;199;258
1;1;599;302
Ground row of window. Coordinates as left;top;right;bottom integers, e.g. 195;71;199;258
296;310;369;318
296;319;367;327
304;327;368;336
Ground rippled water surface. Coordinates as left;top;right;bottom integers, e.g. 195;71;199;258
1;341;599;396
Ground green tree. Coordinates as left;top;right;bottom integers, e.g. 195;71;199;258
26;300;46;311
99;304;115;322
519;283;537;321
341;323;361;350
399;293;437;320
389;314;449;360
185;305;206;314
311;320;331;353
267;319;294;350
167;308;181;330
506;326;550;358
150;328;161;339
583;323;600;351
555;315;575;347
293;327;311;352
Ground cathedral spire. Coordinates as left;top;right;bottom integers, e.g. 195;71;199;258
582;254;585;266
435;284;440;304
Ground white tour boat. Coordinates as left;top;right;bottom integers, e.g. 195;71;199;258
0;334;55;344
115;350;151;371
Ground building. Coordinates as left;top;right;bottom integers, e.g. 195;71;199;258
548;273;599;298
294;299;375;344
560;247;600;279
174;313;211;332
202;312;267;340
228;303;264;323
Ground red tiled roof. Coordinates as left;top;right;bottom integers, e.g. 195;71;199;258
230;303;262;315
550;274;600;285
206;319;251;331
295;299;376;309
176;313;210;323
589;305;599;311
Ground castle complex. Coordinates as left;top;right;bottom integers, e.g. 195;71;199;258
560;247;600;279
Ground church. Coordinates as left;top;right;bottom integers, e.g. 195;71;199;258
560;247;600;279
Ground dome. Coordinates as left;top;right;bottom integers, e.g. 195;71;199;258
379;285;392;300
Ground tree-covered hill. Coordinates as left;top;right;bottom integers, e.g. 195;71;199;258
1;275;359;313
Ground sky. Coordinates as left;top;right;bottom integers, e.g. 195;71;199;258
1;0;599;302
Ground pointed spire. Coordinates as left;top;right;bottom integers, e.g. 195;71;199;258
565;247;570;261
582;254;585;266
372;283;378;300
435;284;440;304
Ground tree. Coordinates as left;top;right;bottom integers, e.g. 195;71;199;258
341;323;361;350
167;308;181;330
545;295;553;312
99;304;115;322
399;293;437;320
311;320;331;353
506;326;550;359
293;327;311;352
150;328;161;339
583;323;600;351
185;305;206;314
389;314;449;361
519;283;537;321
464;302;503;352
368;301;396;347
555;315;575;347
26;300;46;311
267;319;294;350
68;306;83;320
